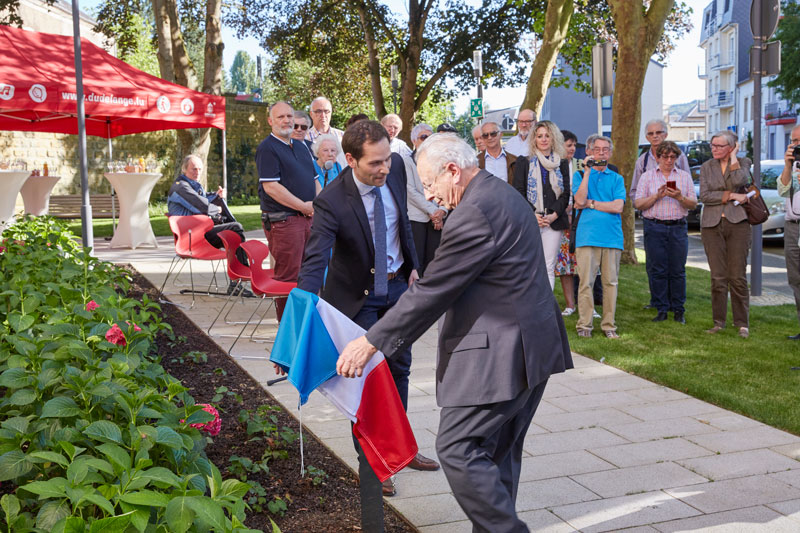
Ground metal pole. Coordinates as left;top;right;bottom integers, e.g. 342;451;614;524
107;123;116;232
72;0;92;250
597;96;603;135
222;129;227;193
751;0;763;296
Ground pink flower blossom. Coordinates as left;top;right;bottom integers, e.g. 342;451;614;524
86;300;99;311
0;246;5;254
126;320;142;332
105;324;127;346
188;404;221;436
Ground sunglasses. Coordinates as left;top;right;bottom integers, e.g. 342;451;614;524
294;124;309;131
481;131;500;139
646;130;666;136
419;134;430;141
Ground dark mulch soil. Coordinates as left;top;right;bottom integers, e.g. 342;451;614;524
127;267;417;533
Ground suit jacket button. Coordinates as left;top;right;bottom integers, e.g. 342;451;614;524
370;268;375;274
364;290;369;295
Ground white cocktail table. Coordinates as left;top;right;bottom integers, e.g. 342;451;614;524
20;175;60;216
103;172;162;249
0;170;32;228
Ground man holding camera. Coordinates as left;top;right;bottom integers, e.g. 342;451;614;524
778;124;800;340
572;134;626;339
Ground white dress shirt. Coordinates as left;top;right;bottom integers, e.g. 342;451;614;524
390;137;413;157
484;149;509;181
353;177;404;274
504;134;530;157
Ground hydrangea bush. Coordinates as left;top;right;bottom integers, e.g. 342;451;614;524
0;217;259;533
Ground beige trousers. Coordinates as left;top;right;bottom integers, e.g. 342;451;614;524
575;246;621;333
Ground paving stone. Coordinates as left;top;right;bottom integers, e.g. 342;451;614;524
515;477;600;511
561;375;659;395
536;408;641;432
771;442;800;461
535;400;568;415
547;391;650;412
418;521;472;533
405;394;440;413
524;427;630;457
561;364;627;381
390;493;468;527
542;382;583;398
765;498;800;523
770;469;800;490
391;469;453;499
517;509;579;532
652;505;800;532
664;475;800;514
606;417;721;443
551;490;701;533
677;449;800;481
686;426;800;454
303;419;354;439
619;398;724;421
571;462;708;498
519;450;616;482
626;386;690;403
525;423;550;436
405;410;442;431
590;438;713;468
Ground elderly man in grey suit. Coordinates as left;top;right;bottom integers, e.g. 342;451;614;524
337;133;573;532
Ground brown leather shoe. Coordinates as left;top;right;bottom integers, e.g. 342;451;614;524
381;477;395;497
705;325;724;334
407;453;440;471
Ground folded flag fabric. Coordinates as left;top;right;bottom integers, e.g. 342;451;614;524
270;288;418;482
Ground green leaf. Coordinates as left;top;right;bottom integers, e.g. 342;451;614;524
139;466;181;488
185;409;214;426
22;478;68;499
8;388;36;406
118;502;150;533
41;397;82;418
57;516;87;533
1;416;31;434
0;450;33;481
0;367;29;389
8;313;35;332
36;499;70;530
219;478;250;499
29;450;69;467
186;496;228;531
119;490;170;507
82;493;115;516
67;459;88;485
83;421;123;444
137;408;163;419
97;443;130;472
88;512;133;533
165;497;194;533
1;494;20;523
155;426;183;449
80;457;114;476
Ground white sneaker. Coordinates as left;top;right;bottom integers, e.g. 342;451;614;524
561;307;575;316
592;309;601;318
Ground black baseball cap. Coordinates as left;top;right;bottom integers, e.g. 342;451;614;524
436;123;457;133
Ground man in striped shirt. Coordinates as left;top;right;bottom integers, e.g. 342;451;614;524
634;141;697;324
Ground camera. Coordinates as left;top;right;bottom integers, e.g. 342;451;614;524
586;159;608;168
793;145;800;160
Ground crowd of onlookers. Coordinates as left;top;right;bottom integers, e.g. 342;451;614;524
167;95;800;342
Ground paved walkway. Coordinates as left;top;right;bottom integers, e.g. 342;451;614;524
96;231;800;532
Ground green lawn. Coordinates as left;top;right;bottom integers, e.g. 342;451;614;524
65;204;264;238
555;249;800;436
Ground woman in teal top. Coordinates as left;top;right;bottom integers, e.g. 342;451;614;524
311;133;343;190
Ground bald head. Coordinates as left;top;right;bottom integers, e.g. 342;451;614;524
310;96;333;132
517;109;536;138
269;101;294;141
381;114;403;140
472;125;485;152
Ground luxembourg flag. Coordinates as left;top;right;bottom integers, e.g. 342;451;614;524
270;288;418;482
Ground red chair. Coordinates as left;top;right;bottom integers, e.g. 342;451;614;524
228;240;296;358
207;230;253;335
157;215;227;307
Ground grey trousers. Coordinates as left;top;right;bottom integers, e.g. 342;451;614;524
436;380;548;533
785;220;800;327
701;218;751;328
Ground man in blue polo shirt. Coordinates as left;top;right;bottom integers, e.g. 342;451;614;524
255;101;317;320
572;134;626;339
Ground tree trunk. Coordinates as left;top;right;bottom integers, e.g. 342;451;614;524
354;1;387;119
152;0;175;84
520;0;573;118
398;1;424;144
607;0;674;264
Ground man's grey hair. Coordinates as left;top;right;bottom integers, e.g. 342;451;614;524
481;121;500;131
269;100;293;115
471;125;482;137
181;154;202;173
586;134;614;152
294;110;311;127
645;118;668;132
310;96;331;109
711;130;737;147
380;113;402;127
411;123;433;142
417;133;478;173
311;133;342;159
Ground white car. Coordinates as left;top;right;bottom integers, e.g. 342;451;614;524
758;160;788;242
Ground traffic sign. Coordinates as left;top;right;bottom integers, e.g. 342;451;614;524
750;0;780;40
470;98;483;119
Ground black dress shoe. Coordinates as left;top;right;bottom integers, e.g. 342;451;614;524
788;333;800;340
652;312;668;322
642;303;655;310
674;312;685;324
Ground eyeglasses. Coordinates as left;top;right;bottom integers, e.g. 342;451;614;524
419;134;430;141
710;143;730;149
517;120;534;125
646;130;666;136
294;124;309;131
592;147;611;154
481;131;500;139
659;154;678;160
312;109;332;115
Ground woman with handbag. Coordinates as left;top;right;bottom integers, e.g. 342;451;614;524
699;130;752;338
512;120;571;290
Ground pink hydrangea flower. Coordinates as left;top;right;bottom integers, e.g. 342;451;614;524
126;320;142;332
86;300;99;311
105;324;127;346
188;404;221;436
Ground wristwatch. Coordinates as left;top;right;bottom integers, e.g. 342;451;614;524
589;200;596;209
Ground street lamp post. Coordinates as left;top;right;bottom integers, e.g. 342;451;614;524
473;50;483;124
391;65;398;114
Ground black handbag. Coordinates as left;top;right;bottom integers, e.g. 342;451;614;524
568;208;582;254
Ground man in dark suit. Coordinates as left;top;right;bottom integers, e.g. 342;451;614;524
296;120;439;529
337;133;573;532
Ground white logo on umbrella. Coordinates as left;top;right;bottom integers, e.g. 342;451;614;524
156;95;171;113
29;84;46;103
180;98;194;115
0;83;14;100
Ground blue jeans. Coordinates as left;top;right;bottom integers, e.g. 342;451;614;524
643;218;689;313
352;276;412;410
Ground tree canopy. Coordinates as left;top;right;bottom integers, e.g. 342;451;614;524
229;50;259;94
768;0;800;106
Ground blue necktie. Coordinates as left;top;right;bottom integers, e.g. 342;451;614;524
371;188;388;297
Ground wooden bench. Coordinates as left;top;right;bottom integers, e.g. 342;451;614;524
48;195;117;219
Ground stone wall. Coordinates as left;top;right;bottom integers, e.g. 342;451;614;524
1;96;270;204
